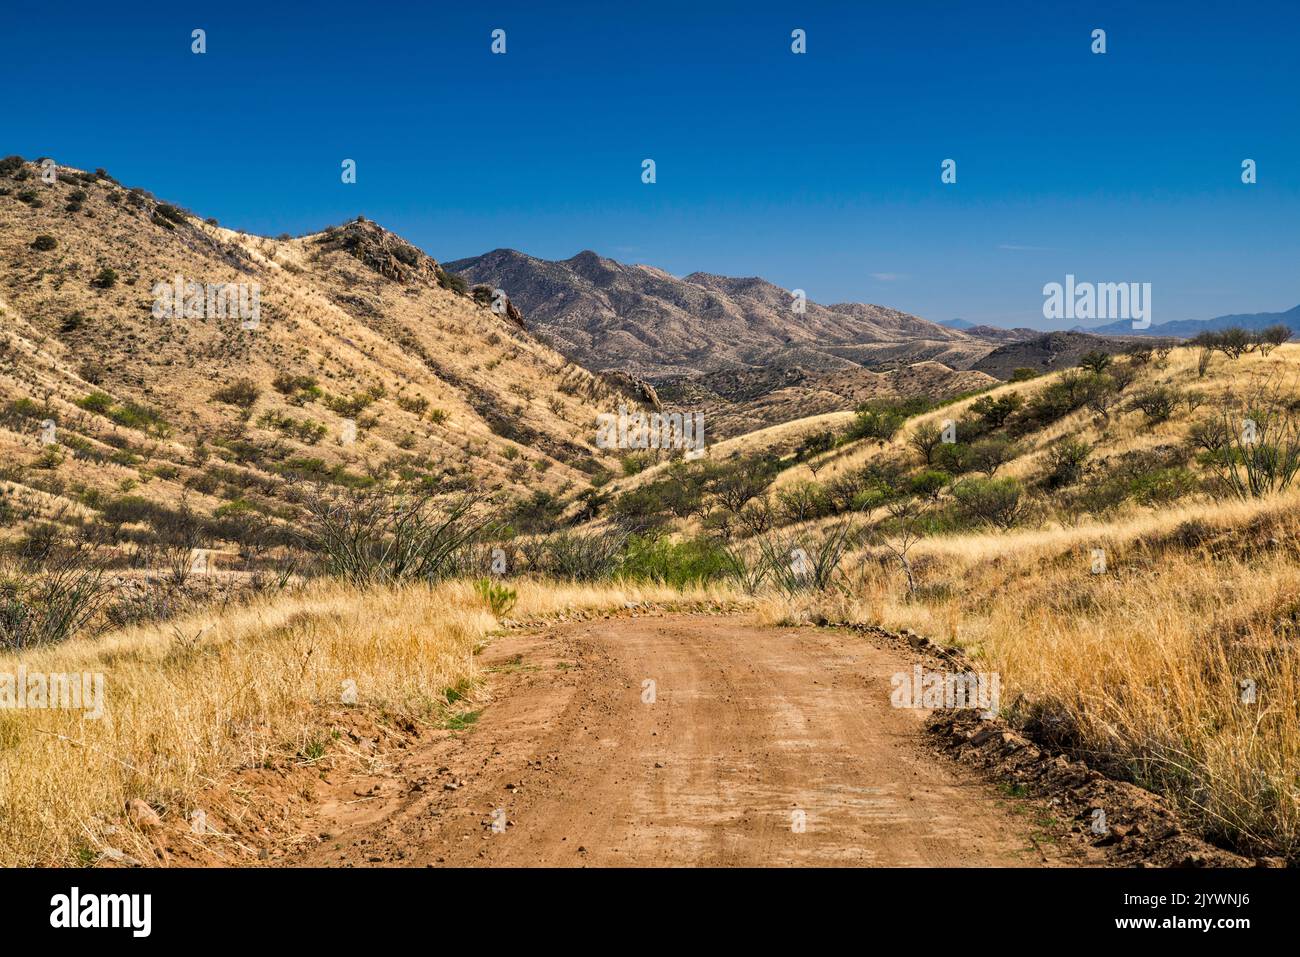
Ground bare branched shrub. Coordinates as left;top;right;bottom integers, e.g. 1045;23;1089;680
952;477;1031;530
1130;385;1179;423
873;498;927;594
0;541;110;650
721;542;769;595
1193;385;1300;498
529;527;632;581
757;520;857;595
156;497;209;587
299;487;490;584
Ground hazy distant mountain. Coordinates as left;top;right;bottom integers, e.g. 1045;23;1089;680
1083;304;1300;338
445;249;992;380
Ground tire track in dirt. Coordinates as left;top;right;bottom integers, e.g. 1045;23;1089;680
282;614;1070;867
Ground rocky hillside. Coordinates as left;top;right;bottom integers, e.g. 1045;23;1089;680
0;157;642;548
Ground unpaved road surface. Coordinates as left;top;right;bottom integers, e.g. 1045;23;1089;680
284;614;1066;867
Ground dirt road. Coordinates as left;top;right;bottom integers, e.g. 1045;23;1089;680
284;613;1064;867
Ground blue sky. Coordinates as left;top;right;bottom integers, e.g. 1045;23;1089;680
3;1;1297;328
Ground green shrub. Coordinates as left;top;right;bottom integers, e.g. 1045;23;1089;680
1255;325;1292;355
396;393;430;416
969;392;1023;429
1016;371;1110;431
325;391;373;417
507;490;565;534
1;397;44;426
473;578;518;616
776;480;832;524
76;391;114;414
932;442;974;475
436;267;469;294
76;391;169;436
796;429;837;460
968;436;1018;475
846;407;905;443
1129;467;1198;505
257;410;327;444
620;535;731;588
272;373;322;403
30;234;57;251
1078;350;1113;374
1043;439;1092;489
953;477;1030;529
1192;327;1254;360
908;469;950;499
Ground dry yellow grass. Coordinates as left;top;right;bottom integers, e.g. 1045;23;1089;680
0;577;739;867
775;492;1300;859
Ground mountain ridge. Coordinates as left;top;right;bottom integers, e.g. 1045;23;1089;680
445;248;991;380
1081;304;1300;338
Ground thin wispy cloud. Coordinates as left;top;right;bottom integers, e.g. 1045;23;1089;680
997;243;1052;252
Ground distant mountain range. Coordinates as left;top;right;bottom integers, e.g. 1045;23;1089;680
445;249;993;380
444;249;1183;434
1082;304;1300;338
444;249;1024;436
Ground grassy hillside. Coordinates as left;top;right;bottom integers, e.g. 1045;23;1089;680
0;157;642;561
